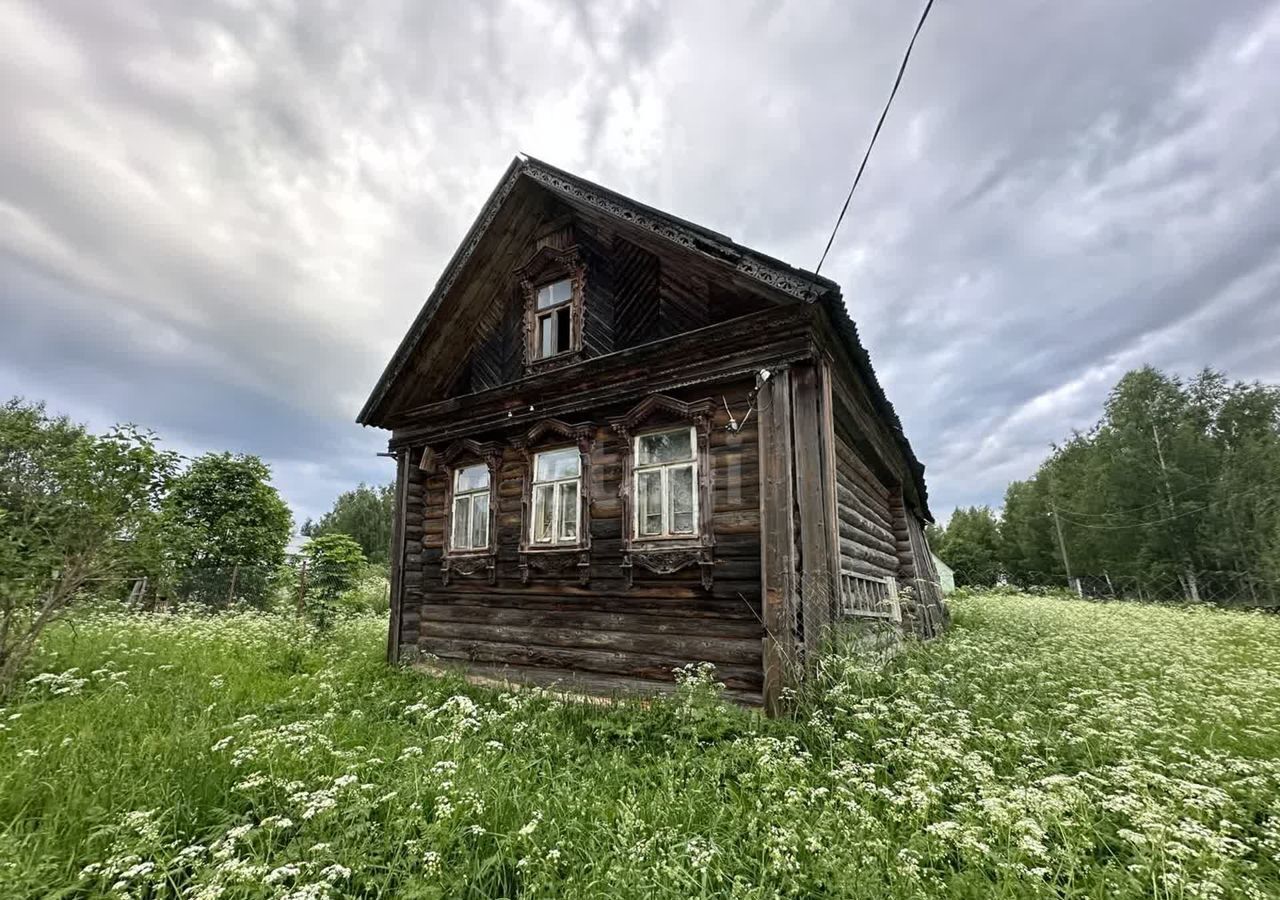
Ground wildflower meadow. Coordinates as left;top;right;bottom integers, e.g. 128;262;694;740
1;594;1278;899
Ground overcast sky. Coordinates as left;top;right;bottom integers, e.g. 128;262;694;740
3;0;1279;529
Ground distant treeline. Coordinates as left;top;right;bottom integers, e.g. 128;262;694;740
928;366;1280;604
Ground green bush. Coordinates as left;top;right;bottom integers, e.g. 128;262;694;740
301;534;367;633
0;398;175;695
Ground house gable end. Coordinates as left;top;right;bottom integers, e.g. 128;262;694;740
358;157;832;427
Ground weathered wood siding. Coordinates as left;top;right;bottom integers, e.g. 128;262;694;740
833;422;899;580
579;238;615;359
611;238;659;350
904;512;947;637
396;379;765;700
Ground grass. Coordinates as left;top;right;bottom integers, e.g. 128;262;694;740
1;595;1278;899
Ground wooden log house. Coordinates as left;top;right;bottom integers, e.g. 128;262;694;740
358;156;946;711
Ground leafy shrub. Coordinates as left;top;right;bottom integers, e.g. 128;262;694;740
336;565;391;617
301;534;367;633
0;398;175;695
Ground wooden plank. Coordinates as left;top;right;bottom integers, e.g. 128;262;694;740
819;358;843;636
417;603;762;638
420;620;761;667
387;449;409;663
387;305;815;444
417;660;763;707
758;367;797;715
791;363;835;656
417;637;763;692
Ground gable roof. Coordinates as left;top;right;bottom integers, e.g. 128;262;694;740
358;154;932;520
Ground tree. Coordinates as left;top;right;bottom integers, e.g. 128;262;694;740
301;482;394;566
301;533;366;632
995;366;1280;603
0;399;176;695
160;453;293;607
999;478;1059;586
932;506;1002;586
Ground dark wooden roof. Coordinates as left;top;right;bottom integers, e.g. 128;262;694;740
357;155;931;519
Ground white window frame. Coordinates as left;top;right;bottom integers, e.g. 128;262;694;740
632;425;699;540
449;463;491;552
529;447;582;547
533;278;574;361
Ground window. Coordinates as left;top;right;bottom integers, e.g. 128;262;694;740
529;447;581;546
534;278;573;359
450;463;490;551
633;426;697;539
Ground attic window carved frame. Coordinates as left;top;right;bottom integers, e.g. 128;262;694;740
610;394;716;590
430;438;503;586
516;244;586;372
512;418;595;586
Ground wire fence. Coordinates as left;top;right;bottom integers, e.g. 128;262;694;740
938;568;1280;609
117;556;391;617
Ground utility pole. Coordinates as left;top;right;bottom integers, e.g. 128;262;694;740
1050;499;1075;594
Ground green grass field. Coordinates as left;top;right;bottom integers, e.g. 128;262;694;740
2;594;1278;899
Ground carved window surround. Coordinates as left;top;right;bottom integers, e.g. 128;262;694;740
609;394;716;590
422;438;503;586
515;243;587;374
512;418;595;586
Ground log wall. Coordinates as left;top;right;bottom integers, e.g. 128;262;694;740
396;379;765;701
833;421;899;580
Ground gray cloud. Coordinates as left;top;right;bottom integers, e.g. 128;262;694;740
2;0;1278;526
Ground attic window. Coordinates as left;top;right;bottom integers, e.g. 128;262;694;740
535;279;574;359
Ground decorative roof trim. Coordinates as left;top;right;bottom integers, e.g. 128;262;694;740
522;161;823;301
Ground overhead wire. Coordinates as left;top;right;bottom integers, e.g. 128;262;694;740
1053;485;1272;530
814;0;936;277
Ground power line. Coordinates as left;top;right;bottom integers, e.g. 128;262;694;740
814;0;937;277
1054;485;1270;531
1050;477;1216;519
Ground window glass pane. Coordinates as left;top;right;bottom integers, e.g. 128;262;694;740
559;482;578;540
452;496;471;548
536;279;572;309
637;470;663;536
455;464;489;493
669;465;695;534
538;314;555;358
535;448;580;482
555;307;571;353
638;428;693;465
471;493;489;548
532;484;554;543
